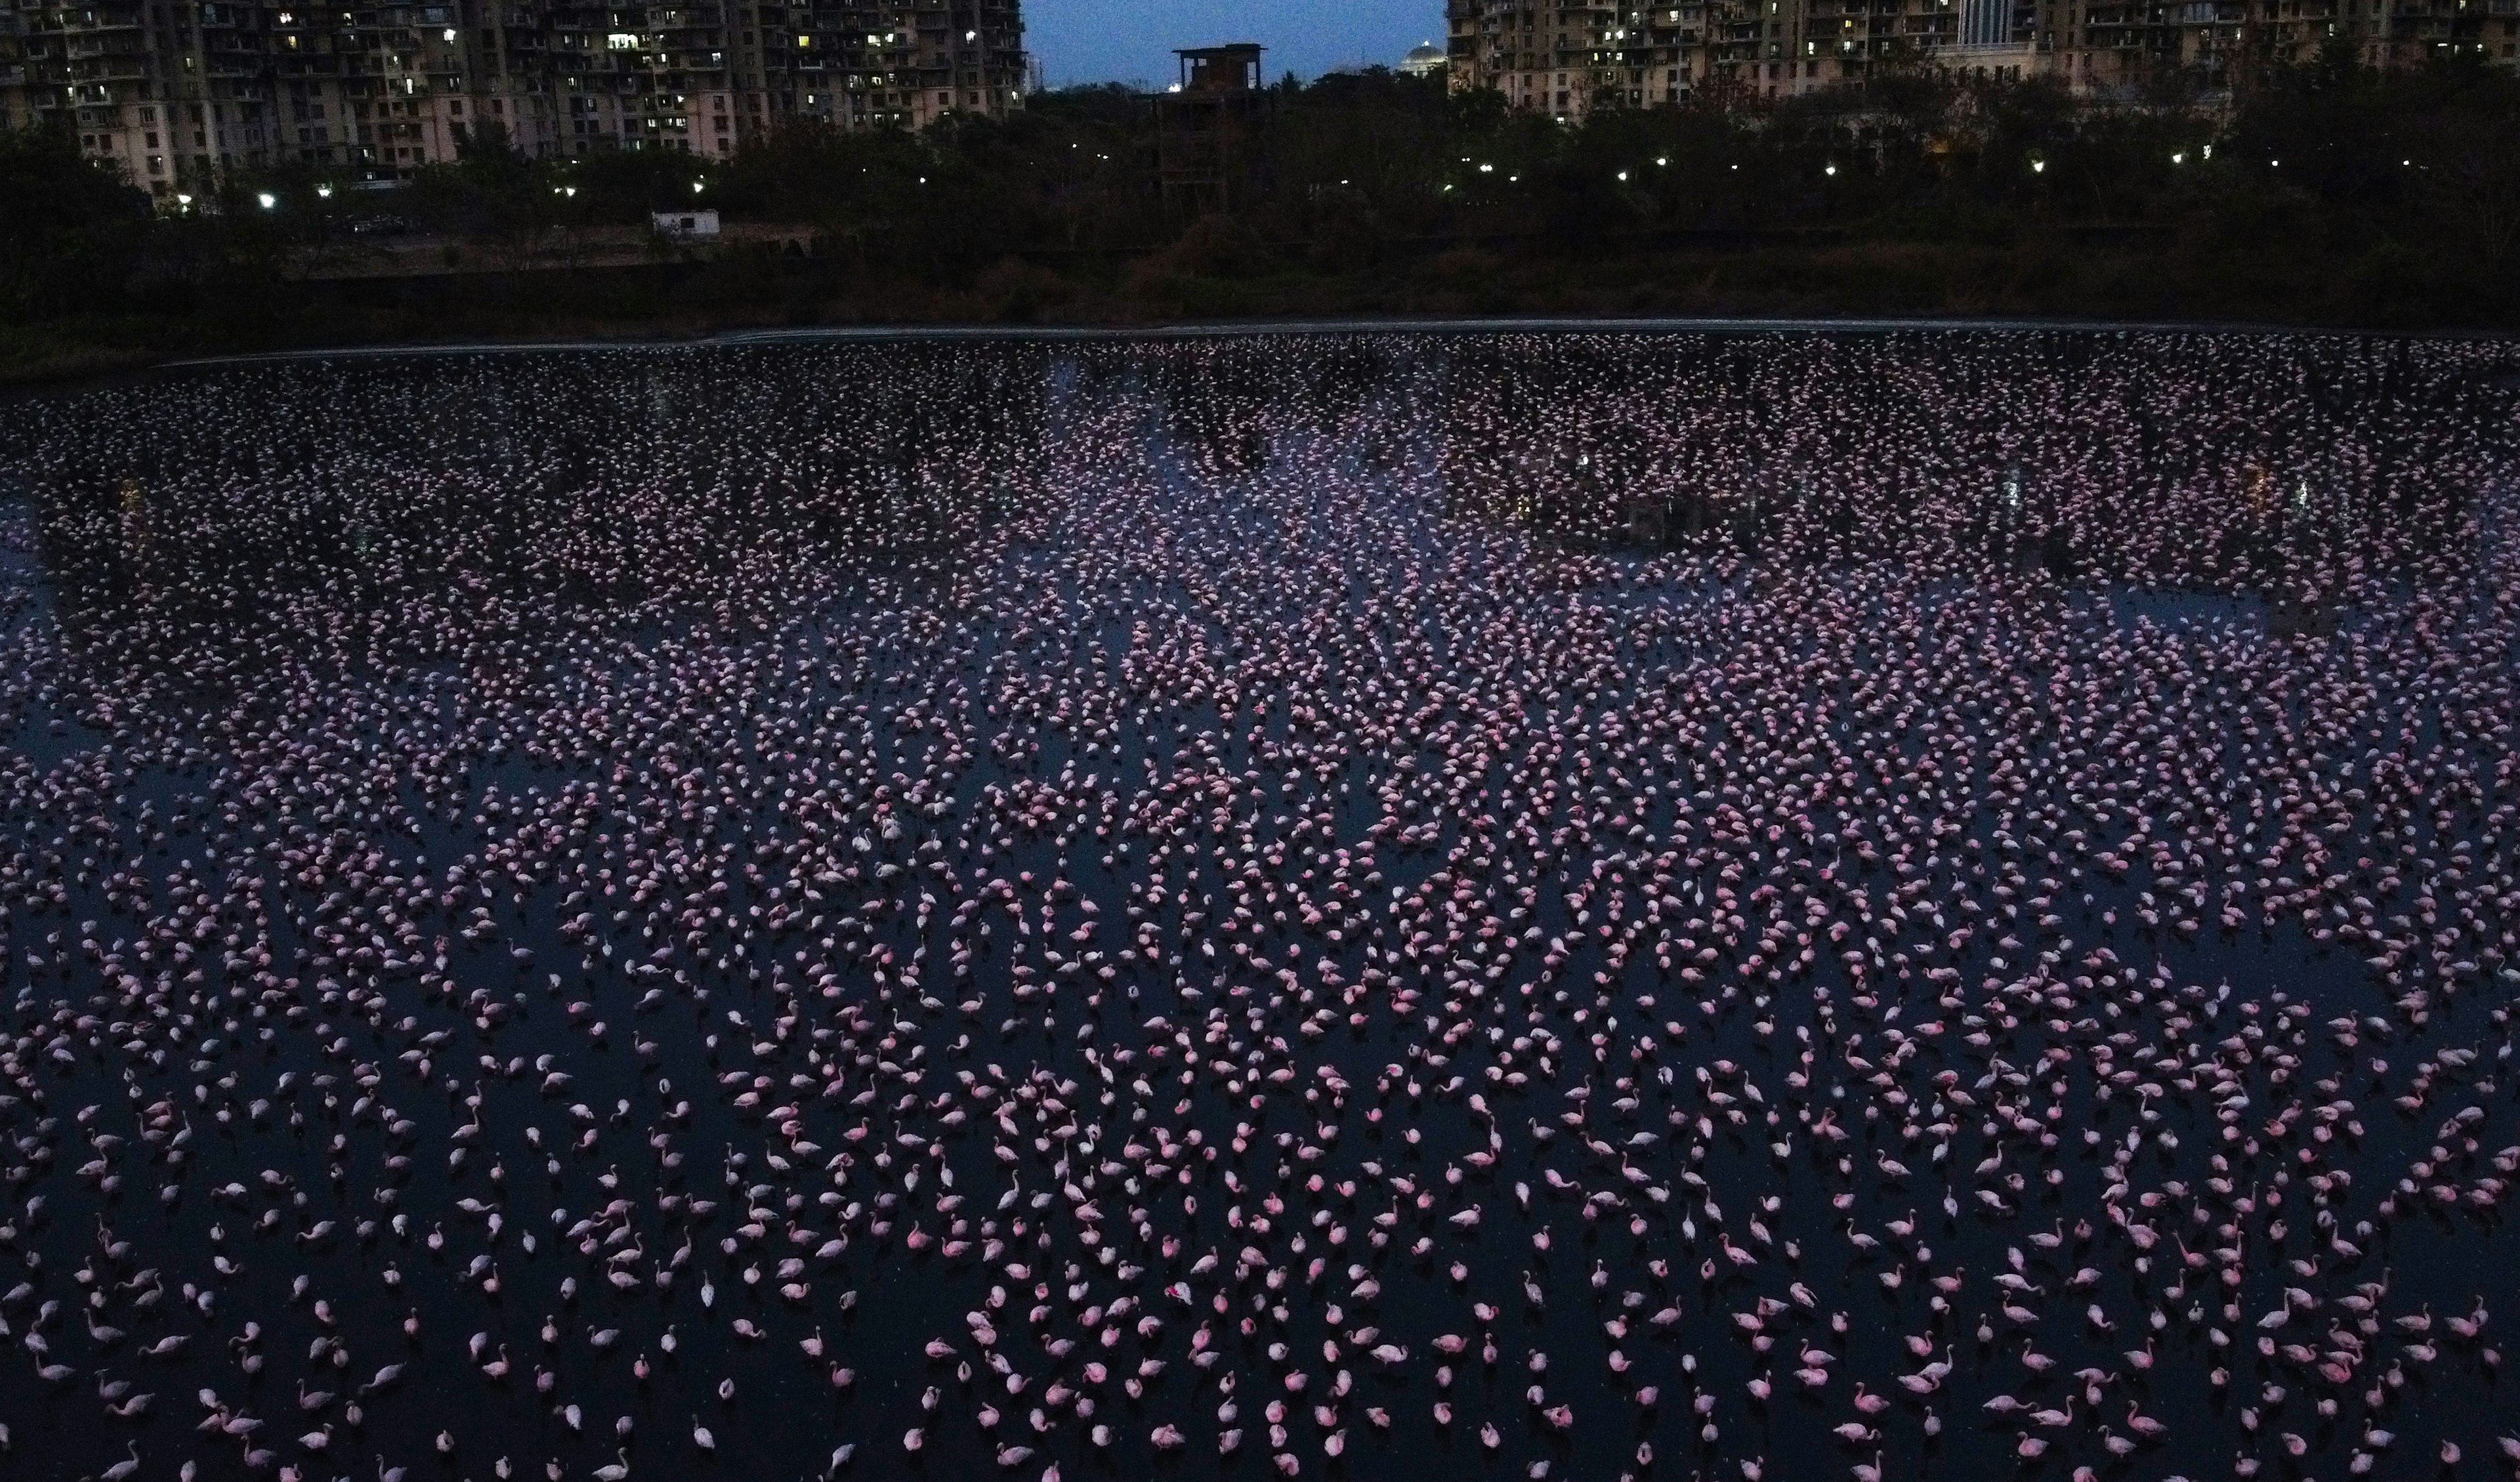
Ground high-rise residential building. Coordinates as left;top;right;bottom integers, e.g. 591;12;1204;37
1444;0;2517;113
0;0;1026;199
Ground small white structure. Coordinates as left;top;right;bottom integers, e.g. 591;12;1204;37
651;209;721;240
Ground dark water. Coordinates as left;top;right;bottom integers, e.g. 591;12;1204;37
1;331;2518;1482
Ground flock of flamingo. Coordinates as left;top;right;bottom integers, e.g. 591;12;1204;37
0;330;2515;1482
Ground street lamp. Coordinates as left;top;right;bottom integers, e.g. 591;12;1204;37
257;191;277;209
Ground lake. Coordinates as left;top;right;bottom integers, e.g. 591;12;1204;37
1;328;2517;1482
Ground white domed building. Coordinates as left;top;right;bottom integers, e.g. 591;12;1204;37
1400;43;1448;77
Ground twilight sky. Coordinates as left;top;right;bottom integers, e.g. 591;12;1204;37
1024;0;1438;87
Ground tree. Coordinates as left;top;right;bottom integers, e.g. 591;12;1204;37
0;124;154;324
2419;75;2520;270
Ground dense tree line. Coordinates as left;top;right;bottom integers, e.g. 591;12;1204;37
4;43;2515;359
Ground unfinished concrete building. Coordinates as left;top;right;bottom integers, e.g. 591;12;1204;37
1155;42;1269;217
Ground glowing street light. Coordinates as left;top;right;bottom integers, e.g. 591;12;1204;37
257;191;277;209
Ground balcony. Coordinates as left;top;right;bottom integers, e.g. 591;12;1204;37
72;53;148;76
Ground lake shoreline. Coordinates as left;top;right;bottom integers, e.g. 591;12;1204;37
11;232;2518;389
12;308;2519;391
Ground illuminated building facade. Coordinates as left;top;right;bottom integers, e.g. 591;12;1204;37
0;0;1026;198
1442;0;2516;111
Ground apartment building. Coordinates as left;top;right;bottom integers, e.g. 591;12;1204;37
1443;0;2516;112
0;0;1025;198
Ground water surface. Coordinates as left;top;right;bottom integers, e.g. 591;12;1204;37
1;329;2517;1482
